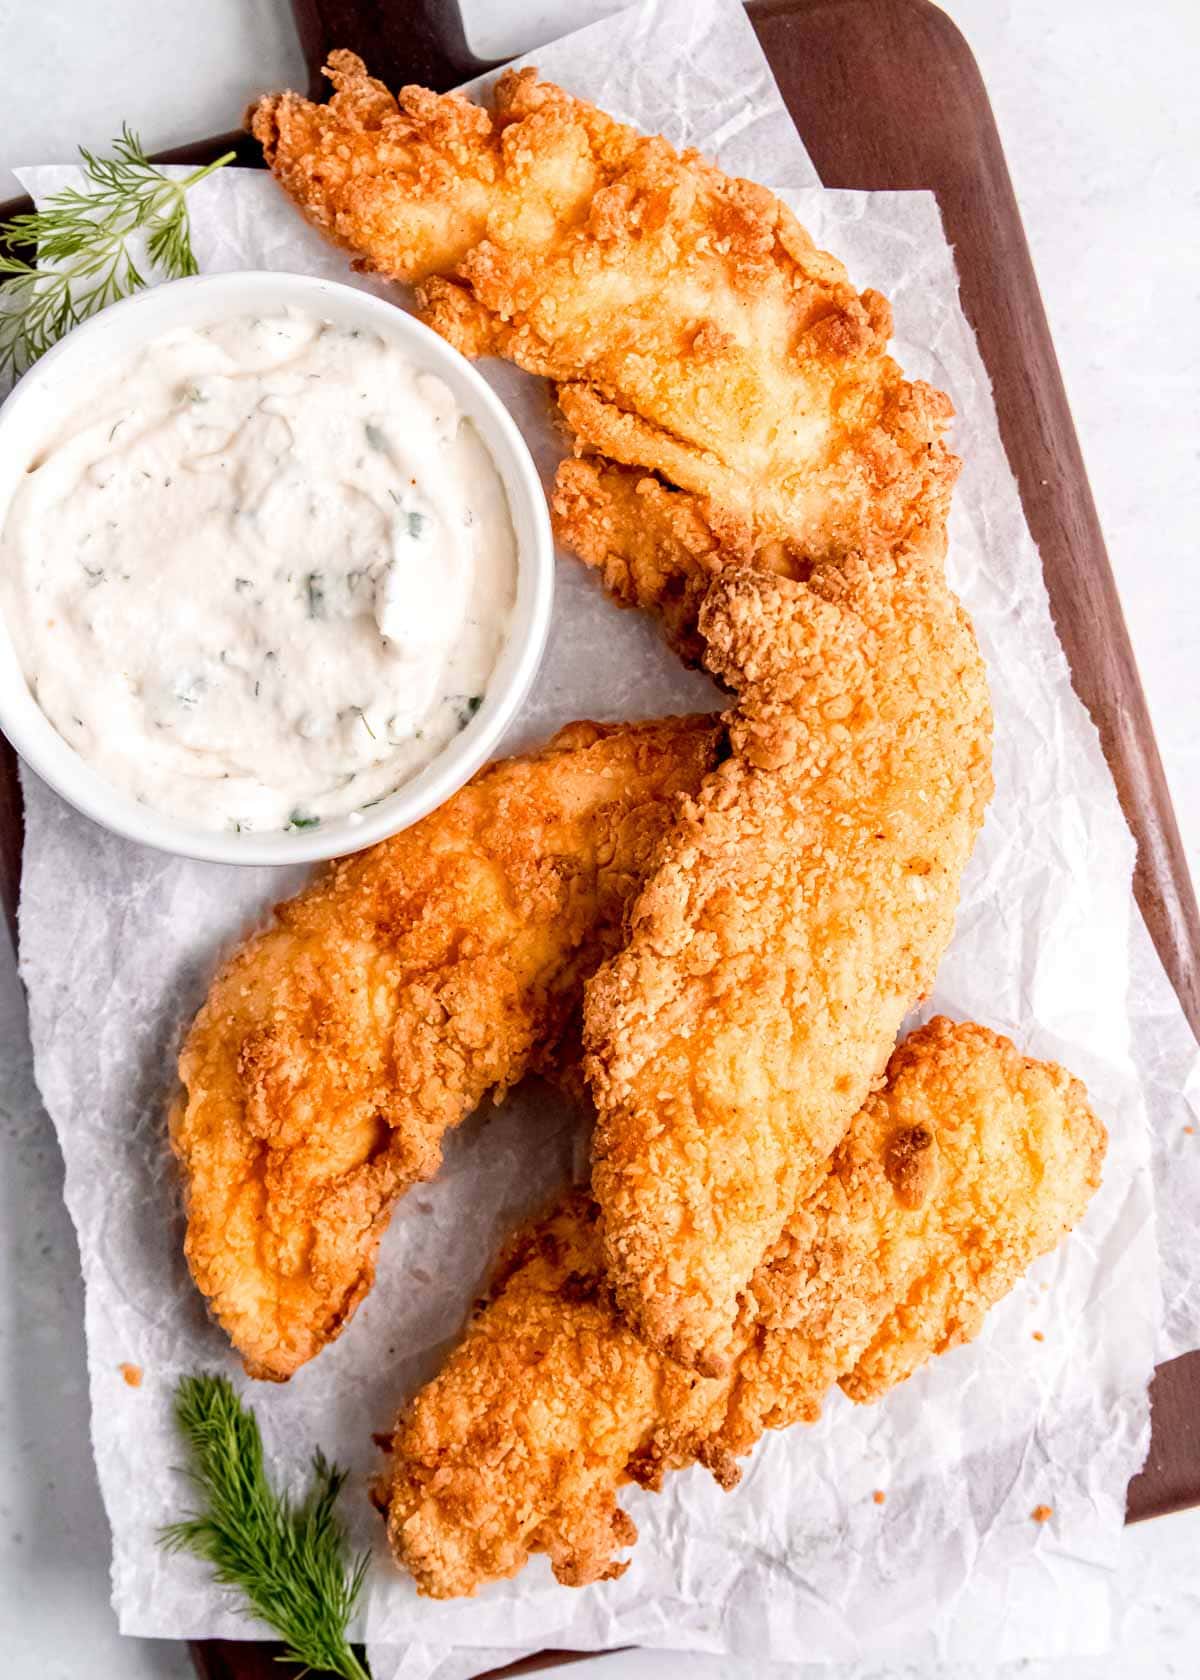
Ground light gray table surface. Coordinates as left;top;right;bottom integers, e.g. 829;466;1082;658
1;3;1197;1675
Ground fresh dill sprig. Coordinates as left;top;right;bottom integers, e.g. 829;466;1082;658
160;1373;371;1680
0;126;233;378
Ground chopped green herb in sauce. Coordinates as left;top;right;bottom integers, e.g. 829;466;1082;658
304;573;326;619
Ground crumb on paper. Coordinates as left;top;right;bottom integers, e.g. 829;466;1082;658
119;1362;142;1388
1031;1504;1053;1524
1032;1330;1045;1342
1185;1126;1195;1136
872;1490;886;1505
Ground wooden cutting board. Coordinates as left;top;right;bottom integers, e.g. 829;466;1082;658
1;4;1196;1676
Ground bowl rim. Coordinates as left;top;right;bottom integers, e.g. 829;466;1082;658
0;269;555;865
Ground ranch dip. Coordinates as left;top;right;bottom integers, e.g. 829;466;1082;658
0;310;518;832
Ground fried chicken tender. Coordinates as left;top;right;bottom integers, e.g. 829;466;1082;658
375;1019;1105;1597
251;56;956;558
251;57;995;1378
556;461;991;1380
171;717;722;1381
250;51;637;285
553;456;811;667
584;544;993;1374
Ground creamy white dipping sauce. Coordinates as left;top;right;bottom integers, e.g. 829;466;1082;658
0;310;518;832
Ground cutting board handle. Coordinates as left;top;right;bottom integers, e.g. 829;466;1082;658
291;0;496;96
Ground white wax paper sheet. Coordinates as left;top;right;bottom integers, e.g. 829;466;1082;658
8;0;1199;1672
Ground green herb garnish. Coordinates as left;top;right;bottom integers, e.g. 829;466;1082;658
288;809;321;830
160;1374;370;1680
0;126;234;379
363;421;388;451
304;572;326;619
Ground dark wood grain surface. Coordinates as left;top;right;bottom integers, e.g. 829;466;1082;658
290;0;492;96
2;3;1196;1676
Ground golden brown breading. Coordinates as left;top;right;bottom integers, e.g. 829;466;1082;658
375;1019;1105;1598
552;457;810;668
251;56;957;558
585;544;993;1374
250;54;637;284
251;56;996;1380
171;717;722;1381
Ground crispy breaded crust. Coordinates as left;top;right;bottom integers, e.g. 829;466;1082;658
250;57;994;1377
250;57;993;1374
251;56;635;284
552;457;808;668
724;1017;1106;1440
585;544;993;1373
252;56;957;557
172;716;722;1380
376;1019;1104;1597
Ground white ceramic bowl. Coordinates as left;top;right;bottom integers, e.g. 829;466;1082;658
0;271;554;864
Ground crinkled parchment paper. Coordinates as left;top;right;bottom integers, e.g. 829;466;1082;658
9;0;1198;1672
